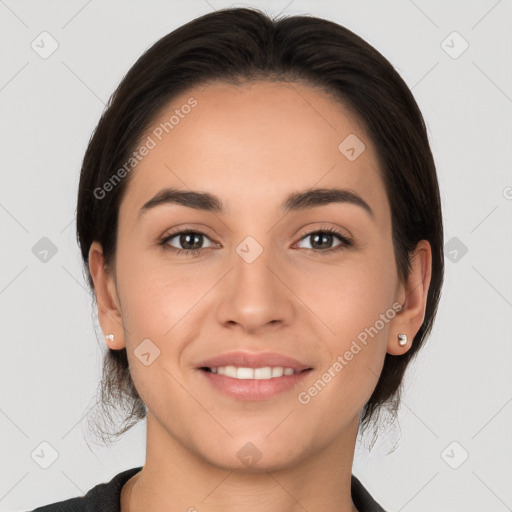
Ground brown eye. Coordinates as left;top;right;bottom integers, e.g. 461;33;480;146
296;228;351;253
160;229;215;255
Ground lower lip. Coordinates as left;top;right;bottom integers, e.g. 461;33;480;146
199;369;312;401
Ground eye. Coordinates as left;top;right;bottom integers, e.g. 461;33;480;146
160;229;216;256
159;226;352;257
295;227;352;254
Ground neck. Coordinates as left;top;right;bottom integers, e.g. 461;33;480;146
122;412;361;512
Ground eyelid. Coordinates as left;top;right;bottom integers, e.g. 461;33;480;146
295;224;352;242
162;224;216;239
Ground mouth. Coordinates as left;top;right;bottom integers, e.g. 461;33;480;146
195;350;313;400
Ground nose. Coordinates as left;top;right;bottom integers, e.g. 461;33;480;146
214;240;295;334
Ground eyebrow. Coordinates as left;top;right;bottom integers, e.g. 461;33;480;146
138;186;374;219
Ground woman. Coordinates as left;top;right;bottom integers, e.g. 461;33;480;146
33;6;443;512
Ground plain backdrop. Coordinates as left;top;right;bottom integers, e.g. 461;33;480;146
0;1;511;511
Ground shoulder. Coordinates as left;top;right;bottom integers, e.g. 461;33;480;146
351;474;388;512
30;467;143;512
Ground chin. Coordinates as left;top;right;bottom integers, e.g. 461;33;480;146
193;434;309;473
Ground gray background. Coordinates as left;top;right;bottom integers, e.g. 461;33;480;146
1;0;511;511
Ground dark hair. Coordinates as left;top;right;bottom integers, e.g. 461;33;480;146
77;7;444;445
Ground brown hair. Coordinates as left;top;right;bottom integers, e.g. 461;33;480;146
77;7;444;445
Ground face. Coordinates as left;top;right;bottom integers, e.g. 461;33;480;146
90;80;428;471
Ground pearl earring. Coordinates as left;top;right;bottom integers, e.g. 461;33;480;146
398;333;407;346
105;333;115;342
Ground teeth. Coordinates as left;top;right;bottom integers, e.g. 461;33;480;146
272;367;285;377
209;366;299;379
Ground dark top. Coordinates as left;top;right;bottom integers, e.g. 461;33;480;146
31;466;387;511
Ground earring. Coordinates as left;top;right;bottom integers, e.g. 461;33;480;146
105;333;115;342
398;333;407;346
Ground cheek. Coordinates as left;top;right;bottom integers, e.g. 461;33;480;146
294;241;397;335
293;259;396;429
115;240;207;339
292;241;397;396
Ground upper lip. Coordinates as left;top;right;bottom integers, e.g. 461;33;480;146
196;350;312;371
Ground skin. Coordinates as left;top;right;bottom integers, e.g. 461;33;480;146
88;81;432;512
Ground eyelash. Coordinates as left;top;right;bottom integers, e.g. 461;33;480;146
159;227;352;257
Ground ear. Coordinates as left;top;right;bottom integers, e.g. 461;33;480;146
387;239;432;356
88;241;126;350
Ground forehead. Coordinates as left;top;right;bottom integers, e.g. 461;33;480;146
120;80;388;220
